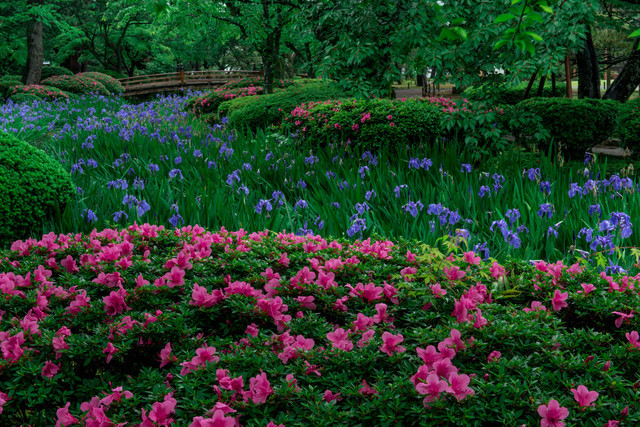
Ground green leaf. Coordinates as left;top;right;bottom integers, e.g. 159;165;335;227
495;13;517;23
629;28;640;38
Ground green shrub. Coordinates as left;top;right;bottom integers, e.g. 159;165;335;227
1;75;22;84
78;72;124;95
40;65;74;80
0;81;21;99
42;75;110;96
94;69;127;79
0;132;75;245
617;97;640;146
186;85;264;119
515;98;620;156
8;93;41;104
287;97;445;151
226;82;347;131
463;81;567;105
7;84;69;101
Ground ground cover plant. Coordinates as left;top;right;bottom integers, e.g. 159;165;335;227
1;94;639;269
0;225;638;425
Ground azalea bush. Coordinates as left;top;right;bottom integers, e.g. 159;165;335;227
40;66;74;80
7;84;69;101
42;75;110;96
0;225;638;425
78;72;125;95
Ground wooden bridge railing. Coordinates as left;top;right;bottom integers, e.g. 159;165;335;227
118;70;263;95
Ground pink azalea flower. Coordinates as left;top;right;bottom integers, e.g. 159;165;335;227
537;399;569;427
358;380;378;395
430;283;447;298
446;372;474;401
612;310;634;328
571;384;598;408
149;393;177;426
487;351;501;363
103;342;117;363
444;265;466;281
415;373;448;405
159;343;177;368
463;251;481;265
327;328;353;351
626;330;640;348
0;391;10;415
379;332;405;356
42;360;60;378
577;283;596;295
249;371;273;404
523;301;548;313
323;389;342;402
490;261;506;279
357;329;375;348
551;289;568;311
55;402;79;426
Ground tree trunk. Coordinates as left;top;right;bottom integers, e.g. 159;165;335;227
23;20;44;85
522;71;538;100
603;39;640;103
576;27;600;99
536;75;547;97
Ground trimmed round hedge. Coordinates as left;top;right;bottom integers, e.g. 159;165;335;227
78;72;124;95
8;84;69;101
617;97;640;147
287;97;445;151
515;98;620;157
463;81;567;105
40;65;74;80
223;82;347;131
42;75;110;96
0;132;75;246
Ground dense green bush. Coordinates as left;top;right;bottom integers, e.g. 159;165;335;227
225;82;347;131
515;98;620;156
617;97;640;146
42;75;110;96
186;85;264;119
463;81;567;105
1;74;22;82
78;72;124;95
286;97;445;151
8;93;41;104
40;65;74;80
0;132;75;246
7;84;69;101
0;82;20;99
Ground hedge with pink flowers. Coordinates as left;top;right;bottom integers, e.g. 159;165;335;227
0;225;638;425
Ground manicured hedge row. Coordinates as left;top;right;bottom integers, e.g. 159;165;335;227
617;97;640;146
286;97;447;151
42;75;110;96
7;84;70;101
40;66;74;80
463;81;567;105
514;98;621;156
79;72;124;95
222;82;348;131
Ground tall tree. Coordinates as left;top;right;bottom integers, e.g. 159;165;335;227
23;0;44;84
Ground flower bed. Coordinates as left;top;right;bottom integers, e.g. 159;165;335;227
0;225;638;425
8;84;69;101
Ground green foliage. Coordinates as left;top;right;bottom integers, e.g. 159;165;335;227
40;65;74;80
78;72;124;95
462;81;567;105
617;97;640;146
0;132;75;246
42;75;110;96
287;97;445;151
0;81;21;99
515;98;621;156
226;82;347;131
7;84;69;101
8;93;40;104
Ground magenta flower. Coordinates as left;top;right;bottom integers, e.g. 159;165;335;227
538;399;569;427
571;385;598;408
159;343;177;368
42;360;60;378
327;328;354;351
577;283;596;295
487;351;501;363
249;371;273;404
55;402;79;426
551;289;568;311
626;330;640;348
103;342;117;363
415;373;448;405
444;265;466;281
323;389;342;402
379;332;406;356
358;380;379;395
446;372;474;401
612;310;634;328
